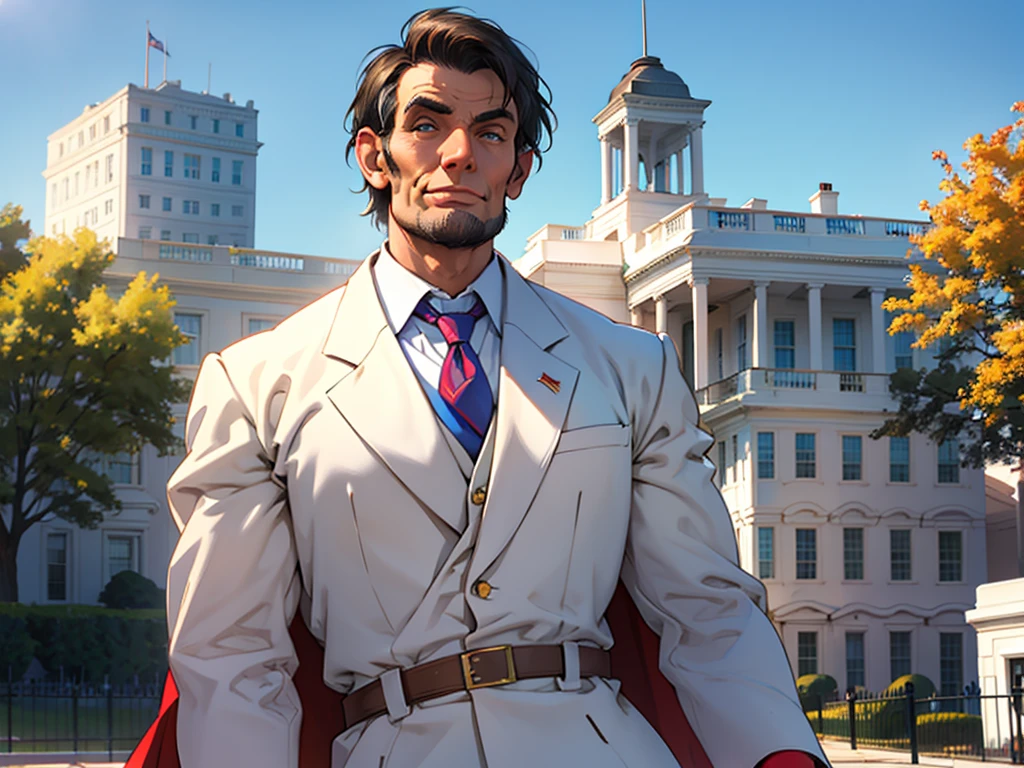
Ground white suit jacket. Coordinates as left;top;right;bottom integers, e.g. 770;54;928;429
165;250;826;768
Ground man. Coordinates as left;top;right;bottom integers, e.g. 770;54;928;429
138;9;827;768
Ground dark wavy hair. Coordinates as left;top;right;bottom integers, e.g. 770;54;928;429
344;8;557;228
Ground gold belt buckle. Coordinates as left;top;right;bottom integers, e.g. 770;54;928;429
461;645;517;690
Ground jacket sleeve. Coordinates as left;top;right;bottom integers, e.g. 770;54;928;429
165;351;303;768
620;333;829;768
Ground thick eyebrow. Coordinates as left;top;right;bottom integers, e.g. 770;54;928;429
403;95;452;116
471;107;515;125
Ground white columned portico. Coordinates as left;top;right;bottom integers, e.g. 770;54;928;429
753;281;769;369
807;283;823;370
676;149;685;195
870;287;887;374
630;306;641;327
601;138;613;204
692;278;709;390
654;294;668;333
623;118;640;192
690;125;704;195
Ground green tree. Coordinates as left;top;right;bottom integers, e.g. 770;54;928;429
0;210;190;601
0;203;31;278
872;102;1024;471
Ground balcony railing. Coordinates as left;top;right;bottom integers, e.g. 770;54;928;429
885;220;926;237
710;211;751;230
826;218;865;236
696;368;891;406
773;215;806;233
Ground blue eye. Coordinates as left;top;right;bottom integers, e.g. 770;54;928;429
413;123;436;133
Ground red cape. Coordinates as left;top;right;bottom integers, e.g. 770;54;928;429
126;582;712;768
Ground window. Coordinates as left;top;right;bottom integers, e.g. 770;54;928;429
74;172;79;196
938;530;962;582
164;150;174;177
173;312;202;365
213;118;220;134
85;164;91;189
212;157;221;183
59;141;64;158
92;160;99;187
235;121;244;137
798;632;818;677
50;183;56;209
731;434;739;483
736;315;748;371
232;160;243;185
78;130;84;148
106;532;140;581
89;124;96;140
890;437;910;482
160;229;172;241
184;154;201;180
104;199;112;215
774;320;795;369
162;196;172;212
164;109;172;125
211;203;220;217
207;234;219;245
938;439;960;483
715;327;723;380
757;432;774;479
190;115;198;130
796;433;816;478
890;529;912;581
138;226;152;239
182;200;199;215
940;633;963;696
63;178;69;200
833;318;856;371
105;452;139;485
139;194;151;209
716;441;726;487
104;115;110;133
106;153;114;182
796;528;816;579
182;233;200;244
140;106;150;123
757;526;774;579
846;632;866;689
890;631;912;682
844;528;864;580
231;204;243;217
248;318;276;335
842;435;862;481
46;532;68;601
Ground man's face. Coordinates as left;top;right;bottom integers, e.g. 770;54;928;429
361;63;532;250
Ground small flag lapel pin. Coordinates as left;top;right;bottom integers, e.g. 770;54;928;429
538;373;561;393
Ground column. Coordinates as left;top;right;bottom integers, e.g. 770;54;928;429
601;137;613;204
807;283;823;370
692;278;709;390
664;158;672;193
676;149;685;195
870;287;887;374
647;138;657;191
623;118;639;192
630;305;641;327
690;126;704;195
654;294;668;333
753;281;769;369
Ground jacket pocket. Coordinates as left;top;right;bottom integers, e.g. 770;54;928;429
554;423;629;455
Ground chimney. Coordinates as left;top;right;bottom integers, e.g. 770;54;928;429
741;198;768;210
223;92;233;103
810;182;838;215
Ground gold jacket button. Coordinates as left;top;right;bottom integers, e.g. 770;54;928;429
473;580;492;599
471;486;487;505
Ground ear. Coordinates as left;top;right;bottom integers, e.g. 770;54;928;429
354;127;391;191
505;150;534;201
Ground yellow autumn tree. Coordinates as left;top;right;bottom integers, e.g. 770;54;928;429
0;211;191;602
872;102;1024;470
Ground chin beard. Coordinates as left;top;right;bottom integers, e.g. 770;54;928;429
394;206;509;250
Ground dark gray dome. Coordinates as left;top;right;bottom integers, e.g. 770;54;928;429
609;56;691;102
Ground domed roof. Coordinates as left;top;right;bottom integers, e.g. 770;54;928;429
608;56;691;102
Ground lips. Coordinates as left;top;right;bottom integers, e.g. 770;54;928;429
425;186;484;200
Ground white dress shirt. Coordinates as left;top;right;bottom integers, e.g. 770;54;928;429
372;244;502;401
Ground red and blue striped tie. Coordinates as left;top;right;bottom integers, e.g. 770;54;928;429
413;296;494;458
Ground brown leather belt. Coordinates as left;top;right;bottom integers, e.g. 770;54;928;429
341;644;611;729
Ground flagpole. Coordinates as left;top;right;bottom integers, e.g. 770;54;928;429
163;38;168;83
144;20;150;88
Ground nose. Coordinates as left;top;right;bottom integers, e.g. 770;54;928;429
438;127;475;174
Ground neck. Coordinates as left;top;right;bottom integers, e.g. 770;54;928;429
386;217;494;297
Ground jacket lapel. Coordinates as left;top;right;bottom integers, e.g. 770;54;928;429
322;252;467;534
468;258;579;584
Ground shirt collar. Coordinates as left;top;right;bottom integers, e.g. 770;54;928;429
373;242;504;335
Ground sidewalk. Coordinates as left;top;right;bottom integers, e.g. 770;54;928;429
823;739;995;767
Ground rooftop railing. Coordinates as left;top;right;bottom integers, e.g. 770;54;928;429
696;367;892;406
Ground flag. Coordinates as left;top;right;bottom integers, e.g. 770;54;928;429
148;31;170;56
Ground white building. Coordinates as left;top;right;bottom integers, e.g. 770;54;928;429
19;56;988;702
519;54;987;697
42;81;260;249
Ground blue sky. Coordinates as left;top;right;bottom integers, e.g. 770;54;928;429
1;0;1020;261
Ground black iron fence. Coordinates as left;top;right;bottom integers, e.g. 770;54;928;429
804;683;1024;763
1;675;162;757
